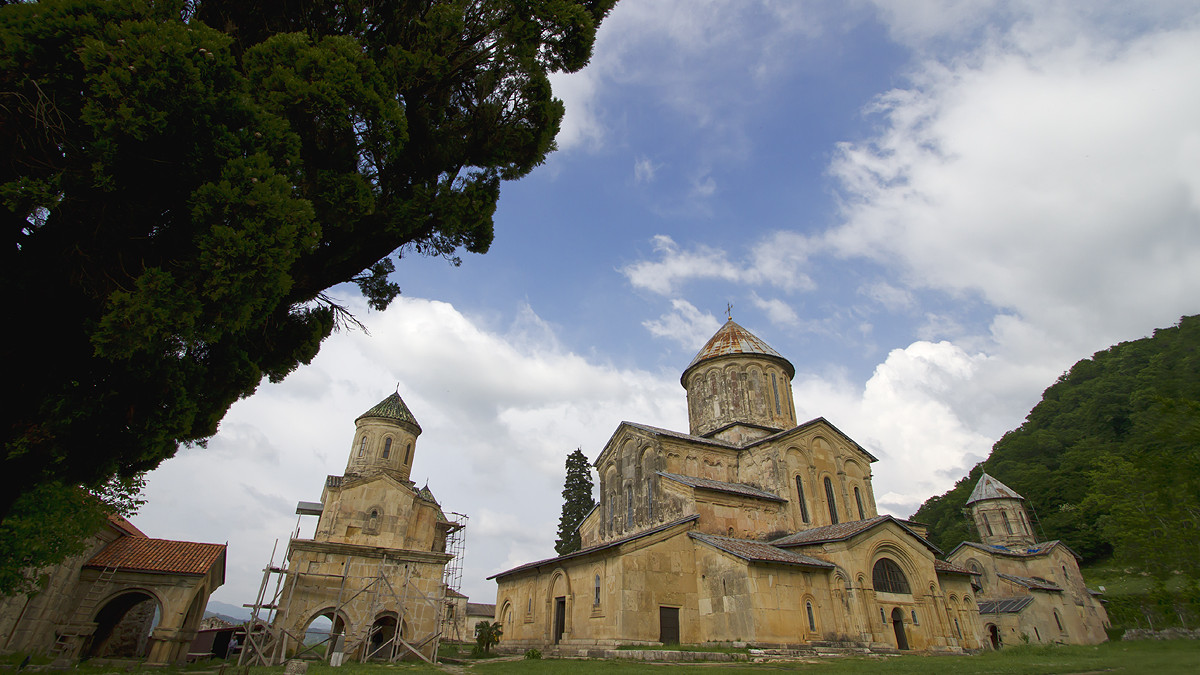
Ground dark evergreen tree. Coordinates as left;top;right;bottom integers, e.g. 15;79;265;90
0;0;616;524
555;448;595;555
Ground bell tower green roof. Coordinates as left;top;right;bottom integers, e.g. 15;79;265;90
356;391;422;433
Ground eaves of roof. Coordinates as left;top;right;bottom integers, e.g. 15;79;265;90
947;539;1080;562
689;532;835;569
658;472;786;503
771;515;942;555
741;417;879;462
487;515;699;580
997;572;1063;592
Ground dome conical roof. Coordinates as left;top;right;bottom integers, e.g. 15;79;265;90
682;319;795;383
356;391;422;432
966;472;1024;504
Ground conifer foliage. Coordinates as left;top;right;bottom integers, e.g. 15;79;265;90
555;448;596;555
0;0;616;524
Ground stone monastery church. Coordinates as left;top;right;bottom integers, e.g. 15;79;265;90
492;319;989;652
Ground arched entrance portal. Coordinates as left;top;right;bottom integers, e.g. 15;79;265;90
987;624;1001;649
85;592;161;658
299;610;346;660
365;614;398;660
889;608;909;650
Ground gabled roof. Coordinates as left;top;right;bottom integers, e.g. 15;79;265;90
488;515;699;580
997;573;1063;592
682;319;795;385
770;515;942;555
445;588;468;599
658;472;786;503
948;539;1080;561
466;603;496;616
966;473;1024;504
741;417;879;462
357;391;422;432
108;514;147;538
86;537;226;576
978;596;1035;614
933;559;976;575
689;532;835;569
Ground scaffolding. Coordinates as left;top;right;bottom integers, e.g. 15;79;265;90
238;536;447;667
440;512;468;642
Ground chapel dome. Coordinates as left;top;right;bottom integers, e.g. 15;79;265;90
681;318;795;386
356;391;422;433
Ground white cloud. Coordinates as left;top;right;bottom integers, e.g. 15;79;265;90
642;299;723;350
623;233;818;297
634;156;661;183
135;297;687;608
859;281;914;311
749;292;799;326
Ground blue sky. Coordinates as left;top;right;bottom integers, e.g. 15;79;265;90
133;1;1200;611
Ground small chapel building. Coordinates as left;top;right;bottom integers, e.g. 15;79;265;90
946;473;1109;648
490;319;986;652
256;392;460;663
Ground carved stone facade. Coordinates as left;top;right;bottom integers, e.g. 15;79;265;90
269;393;457;663
491;319;987;652
947;473;1109;647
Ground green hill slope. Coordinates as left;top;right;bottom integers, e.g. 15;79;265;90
914;315;1200;576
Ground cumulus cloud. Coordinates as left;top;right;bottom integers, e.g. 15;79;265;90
135;297;687;606
749;292;800;326
623;233;818;297
642;299;723;350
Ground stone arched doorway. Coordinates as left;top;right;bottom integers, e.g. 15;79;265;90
365;613;399;660
987;623;1001;649
889;608;909;650
84;591;161;658
298;609;347;660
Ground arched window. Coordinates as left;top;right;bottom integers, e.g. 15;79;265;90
1001;512;1013;534
626;484;633;524
824;477;839;524
911;610;919;625
646;478;654;520
382;438;392;459
404;444;411;464
594;574;601;606
872;558;911;594
955;618;962;638
879;607;887;624
358;437;367;456
854;487;865;520
806;602;816;631
983;514;993;536
795;476;810;524
771;373;781;414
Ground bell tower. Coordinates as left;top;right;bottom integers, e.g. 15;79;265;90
680;318;797;445
967;472;1037;547
345;391;421;483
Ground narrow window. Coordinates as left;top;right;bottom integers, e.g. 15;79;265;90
771;373;781;414
646;479;654;520
795;477;810;524
1033;627;1040;641
1001;512;1013;535
1054;610;1064;632
880;607;887;624
404;444;411;464
824;477;839;524
806;602;816;631
911;610;919;625
382;438;392;459
527;598;532;614
626;485;633;524
594;574;601;606
983;515;993;536
955;618;962;638
358;437;367;456
854;487;865;520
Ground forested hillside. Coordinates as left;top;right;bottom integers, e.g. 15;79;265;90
914;315;1200;576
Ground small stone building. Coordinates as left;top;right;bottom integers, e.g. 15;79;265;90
946;473;1109;647
491;319;986;652
0;515;226;665
261;392;460;663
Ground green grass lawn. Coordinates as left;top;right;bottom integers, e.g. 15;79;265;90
7;640;1196;675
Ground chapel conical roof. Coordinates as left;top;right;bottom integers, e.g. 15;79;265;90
966;472;1024;505
356;391;422;432
682;318;795;384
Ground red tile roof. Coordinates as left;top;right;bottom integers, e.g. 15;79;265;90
107;514;147;537
86;536;225;575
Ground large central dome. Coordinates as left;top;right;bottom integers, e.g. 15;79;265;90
681;319;797;442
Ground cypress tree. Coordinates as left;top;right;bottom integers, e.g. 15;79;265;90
555;448;596;555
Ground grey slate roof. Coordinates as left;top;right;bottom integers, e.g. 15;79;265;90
682;319;795;382
933;559;976;575
948;539;1080;561
658;472;787;502
488;515;700;579
357;391;422;432
977;596;1035;614
466;603;496;616
770;515;941;554
997;573;1063;592
688;532;835;569
966;472;1024;504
